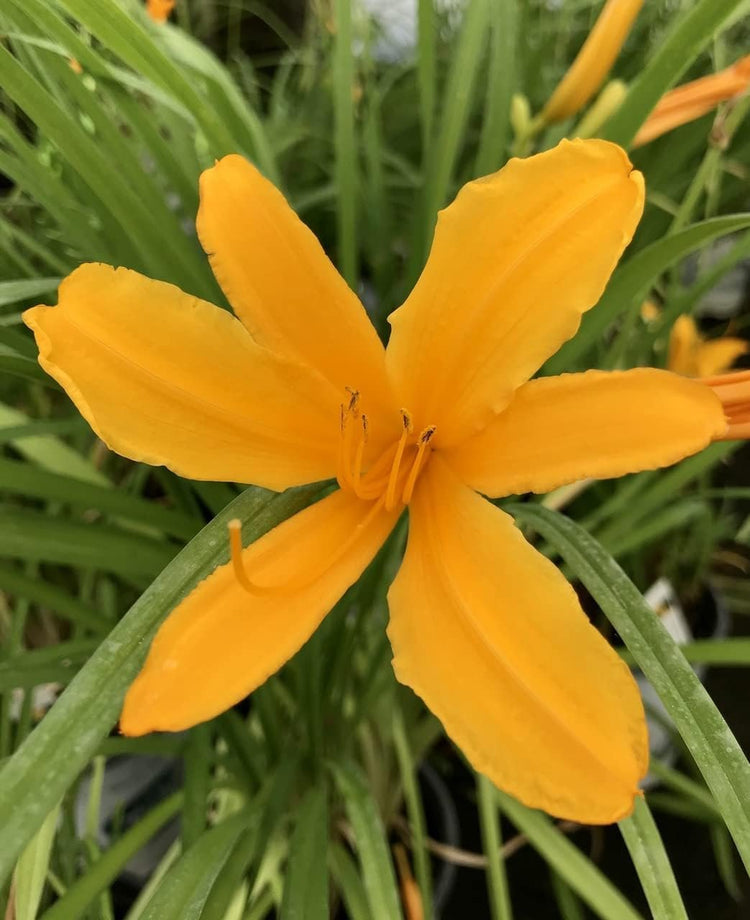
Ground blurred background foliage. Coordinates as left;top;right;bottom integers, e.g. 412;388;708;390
1;0;750;917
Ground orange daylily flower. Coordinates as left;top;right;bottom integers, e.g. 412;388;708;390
634;55;750;148
146;0;175;24
542;0;644;123
669;314;748;379
25;140;734;825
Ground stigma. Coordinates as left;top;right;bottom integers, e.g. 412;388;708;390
336;392;436;510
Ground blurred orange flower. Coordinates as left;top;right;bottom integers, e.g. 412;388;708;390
634;55;750;147
669;314;747;379
146;0;175;24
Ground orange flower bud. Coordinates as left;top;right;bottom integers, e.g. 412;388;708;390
542;0;643;123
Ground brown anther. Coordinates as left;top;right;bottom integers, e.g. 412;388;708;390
345;387;360;413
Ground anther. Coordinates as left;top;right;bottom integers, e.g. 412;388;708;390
345;387;360;413
402;426;436;505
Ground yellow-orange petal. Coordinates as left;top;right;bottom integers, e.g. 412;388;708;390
121;489;399;735
24;264;342;490
443;368;726;498
386;139;644;447
694;338;748;379
542;0;644;123
387;457;647;823
197;156;397;441
667;314;702;377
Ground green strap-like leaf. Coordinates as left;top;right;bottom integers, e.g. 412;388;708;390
331;762;403;920
280;785;329;920
0;456;199;541
0;483;323;885
495;789;644;920
0;508;176;579
41;793;183;920
0;639;99;691
477;774;513;920
509;503;750;874
619;798;689;920
13;802;61;920
137;812;252;920
392;706;434;918
329;844;372;920
0;354;58;387
0;402;109;484
0;277;59;309
332;0;357;288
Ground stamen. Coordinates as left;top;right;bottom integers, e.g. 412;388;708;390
336;389;361;491
336;404;348;490
402;426;436;504
385;410;413;511
702;371;750;440
351;414;368;496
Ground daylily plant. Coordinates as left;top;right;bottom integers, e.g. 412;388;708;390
25;140;745;824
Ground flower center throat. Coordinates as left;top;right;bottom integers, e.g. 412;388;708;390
335;388;436;510
227;389;436;597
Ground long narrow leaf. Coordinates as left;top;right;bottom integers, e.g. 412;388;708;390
495;790;644;920
619;798;689;920
331;762;403;920
41;793;183;920
138;812;251;920
0;483;323;883
280;785;329;920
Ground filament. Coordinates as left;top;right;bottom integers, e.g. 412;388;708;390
351;414;368;495
336;389;360;490
385;410;413;510
402;426;436;505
